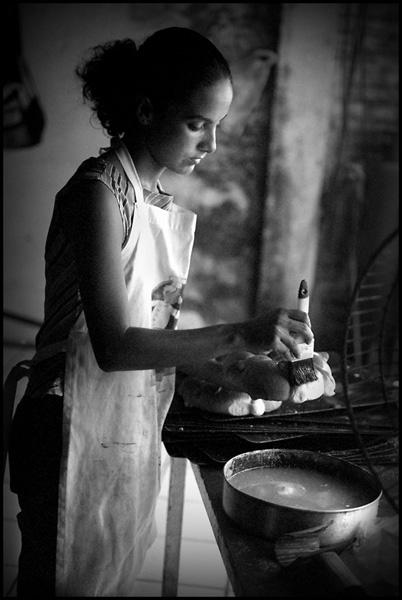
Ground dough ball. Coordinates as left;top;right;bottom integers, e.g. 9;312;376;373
262;400;283;413
250;399;266;416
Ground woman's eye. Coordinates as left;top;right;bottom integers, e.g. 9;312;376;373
188;123;204;132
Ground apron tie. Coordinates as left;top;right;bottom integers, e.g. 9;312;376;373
3;360;31;480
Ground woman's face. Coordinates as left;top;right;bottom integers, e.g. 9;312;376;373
146;78;233;175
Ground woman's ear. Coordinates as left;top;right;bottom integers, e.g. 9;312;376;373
137;97;154;125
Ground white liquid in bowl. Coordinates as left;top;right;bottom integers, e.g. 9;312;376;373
229;466;367;511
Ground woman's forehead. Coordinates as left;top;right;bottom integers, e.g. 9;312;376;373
175;79;233;122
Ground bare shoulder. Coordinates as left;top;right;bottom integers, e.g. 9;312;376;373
58;170;124;250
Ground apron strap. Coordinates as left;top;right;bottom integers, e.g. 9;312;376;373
3;359;31;480
113;141;145;204
31;340;67;365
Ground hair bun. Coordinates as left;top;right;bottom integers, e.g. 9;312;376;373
75;39;138;137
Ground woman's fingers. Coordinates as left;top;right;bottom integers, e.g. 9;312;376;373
286;311;314;341
270;327;304;359
241;308;314;356
273;311;314;357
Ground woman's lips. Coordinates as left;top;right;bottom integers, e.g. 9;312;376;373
189;155;205;165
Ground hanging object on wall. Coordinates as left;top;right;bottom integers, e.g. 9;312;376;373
3;5;45;148
3;59;46;148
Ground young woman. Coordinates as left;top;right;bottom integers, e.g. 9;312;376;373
9;28;313;596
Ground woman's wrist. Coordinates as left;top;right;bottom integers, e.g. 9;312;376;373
226;322;248;353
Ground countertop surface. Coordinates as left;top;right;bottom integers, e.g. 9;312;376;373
189;460;398;597
163;366;398;596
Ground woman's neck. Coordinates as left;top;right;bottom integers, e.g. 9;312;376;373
123;134;164;192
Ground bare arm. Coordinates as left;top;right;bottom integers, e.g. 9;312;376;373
59;180;312;372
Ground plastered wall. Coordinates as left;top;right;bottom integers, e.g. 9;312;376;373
4;3;398;351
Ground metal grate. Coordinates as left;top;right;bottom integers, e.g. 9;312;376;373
341;229;399;513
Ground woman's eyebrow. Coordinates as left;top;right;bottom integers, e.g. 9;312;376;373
186;114;211;122
186;114;228;123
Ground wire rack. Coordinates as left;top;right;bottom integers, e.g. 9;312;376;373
341;229;399;513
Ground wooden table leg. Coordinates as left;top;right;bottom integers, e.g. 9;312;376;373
162;457;187;597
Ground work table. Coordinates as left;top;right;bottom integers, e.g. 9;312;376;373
161;372;398;596
162;441;397;595
190;462;293;597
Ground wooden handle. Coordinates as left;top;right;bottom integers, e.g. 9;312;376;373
289;551;368;596
316;552;366;592
297;279;309;313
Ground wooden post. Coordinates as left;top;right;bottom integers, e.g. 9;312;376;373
257;4;343;311
162;457;187;596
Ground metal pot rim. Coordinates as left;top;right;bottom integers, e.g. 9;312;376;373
223;448;383;514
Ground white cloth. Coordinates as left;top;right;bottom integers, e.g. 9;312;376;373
55;142;196;596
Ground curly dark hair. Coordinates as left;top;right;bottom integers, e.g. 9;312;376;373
75;28;232;138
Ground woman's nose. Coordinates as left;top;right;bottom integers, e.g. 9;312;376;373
199;128;217;154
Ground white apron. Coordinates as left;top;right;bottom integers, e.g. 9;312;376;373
55;142;196;596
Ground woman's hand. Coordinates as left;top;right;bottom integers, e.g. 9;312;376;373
238;309;313;360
